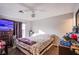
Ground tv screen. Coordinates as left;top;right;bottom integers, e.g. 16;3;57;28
0;19;14;31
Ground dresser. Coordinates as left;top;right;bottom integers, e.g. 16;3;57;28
59;45;77;55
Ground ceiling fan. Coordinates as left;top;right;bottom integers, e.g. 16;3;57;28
19;10;35;18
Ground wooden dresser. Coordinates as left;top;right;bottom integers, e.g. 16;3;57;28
59;45;77;55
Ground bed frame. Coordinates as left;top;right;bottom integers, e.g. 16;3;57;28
16;35;59;55
16;41;54;55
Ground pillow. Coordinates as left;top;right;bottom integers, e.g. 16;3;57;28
31;34;50;40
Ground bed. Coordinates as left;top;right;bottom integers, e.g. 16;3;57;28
16;34;58;55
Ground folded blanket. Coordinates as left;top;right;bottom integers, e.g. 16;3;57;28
18;38;36;45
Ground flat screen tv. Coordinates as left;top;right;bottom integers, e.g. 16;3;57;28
0;19;14;31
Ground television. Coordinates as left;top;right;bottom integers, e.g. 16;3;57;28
0;19;14;31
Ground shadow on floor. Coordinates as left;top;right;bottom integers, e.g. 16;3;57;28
8;48;25;55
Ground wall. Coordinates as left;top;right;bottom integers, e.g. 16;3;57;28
23;21;30;37
0;13;73;38
23;21;34;37
31;13;73;37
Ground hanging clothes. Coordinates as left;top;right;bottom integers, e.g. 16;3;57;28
0;40;6;54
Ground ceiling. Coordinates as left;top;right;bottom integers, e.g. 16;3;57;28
0;3;76;22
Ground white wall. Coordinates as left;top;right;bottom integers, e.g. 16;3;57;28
31;13;73;37
0;13;73;38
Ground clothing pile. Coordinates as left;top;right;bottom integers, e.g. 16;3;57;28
60;32;79;47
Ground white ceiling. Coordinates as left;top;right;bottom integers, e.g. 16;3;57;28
0;3;75;22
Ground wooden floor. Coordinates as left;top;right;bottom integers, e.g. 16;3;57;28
8;47;25;55
8;45;59;55
44;45;59;55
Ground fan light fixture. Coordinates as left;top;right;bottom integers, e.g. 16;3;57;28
19;10;36;18
31;13;35;18
19;10;24;13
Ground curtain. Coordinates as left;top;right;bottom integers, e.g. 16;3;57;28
14;22;22;38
